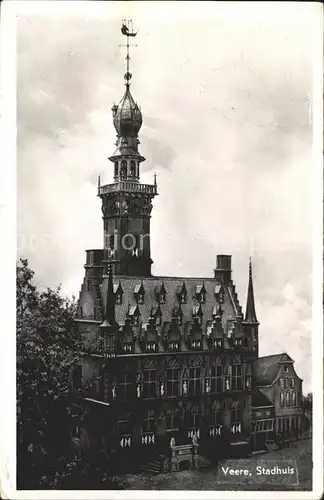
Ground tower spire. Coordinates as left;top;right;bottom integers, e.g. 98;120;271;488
245;258;258;323
102;260;116;326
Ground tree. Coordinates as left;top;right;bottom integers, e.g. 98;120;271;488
17;258;80;488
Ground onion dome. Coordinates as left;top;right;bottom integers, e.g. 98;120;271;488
112;84;143;137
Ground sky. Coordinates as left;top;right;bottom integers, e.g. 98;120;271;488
16;2;319;394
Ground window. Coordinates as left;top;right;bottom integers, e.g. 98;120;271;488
290;378;295;388
230;401;240;425
115;292;122;305
209;401;221;426
160;292;166;304
292;392;296;406
211;365;223;393
72;364;82;390
284;378;288;388
166;366;180;397
120;160;127;179
179;292;186;304
189;367;201;396
155;314;161;326
280;392;285;407
118;412;132;435
143;409;156;433
103;332;117;356
118;371;136;401
130;160;136;177
143;369;156;398
284;366;289;372
279;378;284;389
114;162;118;177
137;293;144;304
133;314;140;326
232;364;243;391
166;409;179;431
286;392;290;406
188;405;202;429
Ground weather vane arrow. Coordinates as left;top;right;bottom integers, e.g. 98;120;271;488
119;19;138;85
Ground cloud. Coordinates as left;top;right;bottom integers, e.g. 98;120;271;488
16;5;315;393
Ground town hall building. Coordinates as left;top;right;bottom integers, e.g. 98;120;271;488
73;22;304;472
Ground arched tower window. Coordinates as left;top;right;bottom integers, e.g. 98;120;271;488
120;160;127;179
114;161;119;178
130;160;136;178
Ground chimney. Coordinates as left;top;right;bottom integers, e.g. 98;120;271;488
214;254;232;285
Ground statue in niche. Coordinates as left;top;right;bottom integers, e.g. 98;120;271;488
205;378;210;393
225;378;230;391
160;381;165;397
170;437;176;448
136;384;141;398
112;385;116;400
183;379;188;395
122;199;128;214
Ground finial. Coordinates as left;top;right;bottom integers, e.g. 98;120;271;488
120;19;138;87
98;174;101;188
154;172;157;186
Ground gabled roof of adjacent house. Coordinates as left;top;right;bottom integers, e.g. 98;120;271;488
252;353;294;386
251;389;274;408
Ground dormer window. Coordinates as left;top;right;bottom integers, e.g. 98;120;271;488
151;306;162;326
192;305;203;325
128;305;140;326
134;283;145;304
113;283;123;305
176;283;187;304
196;284;206;304
155;283;166;304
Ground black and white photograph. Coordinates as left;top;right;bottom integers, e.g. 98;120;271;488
0;1;322;498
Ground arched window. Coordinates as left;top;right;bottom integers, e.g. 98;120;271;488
166;359;180;397
188;405;202;429
230;400;240;425
130;160;136;177
118;370;136;401
211;357;223;393
143;361;157;399
142;409;156;433
232;360;243;391
209;400;221;426
120;160;127;179
114;161;118;177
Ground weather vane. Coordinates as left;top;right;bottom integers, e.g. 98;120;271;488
120;19;138;86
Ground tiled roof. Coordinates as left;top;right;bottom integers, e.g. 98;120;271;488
252;353;293;386
251;389;274;408
100;275;241;336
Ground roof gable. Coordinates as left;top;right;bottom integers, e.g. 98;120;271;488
252;353;293;386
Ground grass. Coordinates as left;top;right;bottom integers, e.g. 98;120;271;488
116;438;312;491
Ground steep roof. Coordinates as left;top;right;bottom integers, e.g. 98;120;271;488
245;259;258;323
251;389;274;408
252;353;294;386
100;274;242;336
